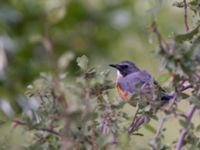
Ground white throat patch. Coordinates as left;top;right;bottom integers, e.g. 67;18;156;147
116;70;123;82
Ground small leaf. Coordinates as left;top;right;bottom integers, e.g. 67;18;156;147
189;96;200;108
132;132;144;136
84;68;96;79
111;101;126;109
172;2;184;8
77;55;89;71
179;93;190;99
58;51;75;70
175;25;200;42
196;125;200;132
144;105;152;112
179;119;187;128
0;120;5;125
144;124;156;134
157;72;171;83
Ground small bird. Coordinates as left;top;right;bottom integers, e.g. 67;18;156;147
109;60;172;132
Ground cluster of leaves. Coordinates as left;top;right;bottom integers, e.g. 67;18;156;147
11;55;133;150
1;0;200;149
149;1;200;149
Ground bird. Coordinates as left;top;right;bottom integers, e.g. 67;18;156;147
109;60;172;132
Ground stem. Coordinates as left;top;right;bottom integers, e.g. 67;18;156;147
179;84;193;92
150;84;193;149
91;130;97;150
128;104;140;133
12;119;60;137
151;21;169;52
183;0;189;32
150;93;177;149
42;20;69;149
175;104;196;150
42;23;68;109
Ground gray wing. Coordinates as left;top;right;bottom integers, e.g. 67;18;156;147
118;70;152;94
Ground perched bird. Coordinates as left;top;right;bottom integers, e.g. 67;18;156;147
109;60;172;132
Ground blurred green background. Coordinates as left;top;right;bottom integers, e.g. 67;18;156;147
0;0;197;149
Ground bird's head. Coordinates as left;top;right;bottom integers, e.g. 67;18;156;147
109;60;140;77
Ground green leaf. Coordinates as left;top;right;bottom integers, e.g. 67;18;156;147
111;101;126;109
76;55;89;71
179;119;187;128
179;93;190;99
0;120;5;125
58;51;75;70
84;68;96;79
188;96;200;108
0;110;9;122
196;125;200;132
157;72;171;84
175;25;200;42
172;2;184;8
144;124;156;134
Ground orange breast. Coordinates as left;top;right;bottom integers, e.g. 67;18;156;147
115;83;136;106
115;83;129;100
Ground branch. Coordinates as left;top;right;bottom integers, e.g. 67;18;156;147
178;84;193;92
183;0;189;32
151;21;169;52
175;104;196;150
150;92;177;149
12;119;60;137
42;23;68;109
150;84;193;148
90;130;97;150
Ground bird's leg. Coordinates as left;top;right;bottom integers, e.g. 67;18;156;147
128;103;140;133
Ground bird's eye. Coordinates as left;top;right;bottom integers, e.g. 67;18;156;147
123;65;128;68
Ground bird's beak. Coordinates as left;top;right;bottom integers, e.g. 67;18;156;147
109;64;120;70
109;64;117;68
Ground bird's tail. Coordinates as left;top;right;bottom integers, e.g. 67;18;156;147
160;91;173;106
153;80;173;103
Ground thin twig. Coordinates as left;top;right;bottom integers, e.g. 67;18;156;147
42;20;69;149
42;22;68;109
150;84;193;149
12;119;60;137
85;87;91;111
128;104;140;133
150;92;177;149
178;84;193;92
183;0;189;32
175;104;196;150
90;130;97;150
151;21;169;51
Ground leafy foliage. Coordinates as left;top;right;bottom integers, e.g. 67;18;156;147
0;0;200;150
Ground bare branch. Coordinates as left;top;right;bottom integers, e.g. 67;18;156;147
175;104;196;150
150;92;177;149
42;23;68;109
178;84;193;92
151;21;169;52
150;83;193;148
12;119;60;137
